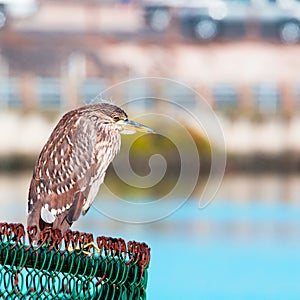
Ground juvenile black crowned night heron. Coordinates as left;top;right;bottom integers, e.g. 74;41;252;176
27;103;155;238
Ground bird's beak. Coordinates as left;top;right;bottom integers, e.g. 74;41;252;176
117;119;155;134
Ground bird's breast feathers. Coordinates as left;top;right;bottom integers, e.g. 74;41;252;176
28;128;121;226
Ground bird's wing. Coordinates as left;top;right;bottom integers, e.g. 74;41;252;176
27;113;98;227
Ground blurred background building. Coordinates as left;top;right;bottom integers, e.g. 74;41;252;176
0;1;300;299
0;0;300;169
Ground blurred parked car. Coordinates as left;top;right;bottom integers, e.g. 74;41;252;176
0;3;6;29
0;0;38;29
143;0;300;43
143;0;212;32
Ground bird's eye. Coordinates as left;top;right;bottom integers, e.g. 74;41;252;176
113;116;120;122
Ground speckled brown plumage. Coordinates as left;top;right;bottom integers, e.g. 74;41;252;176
27;103;130;238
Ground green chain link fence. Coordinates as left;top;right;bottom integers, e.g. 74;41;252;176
0;223;150;299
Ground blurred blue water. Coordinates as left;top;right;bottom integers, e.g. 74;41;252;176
78;200;300;300
1;173;300;299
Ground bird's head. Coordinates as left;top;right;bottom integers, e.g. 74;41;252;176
88;103;155;135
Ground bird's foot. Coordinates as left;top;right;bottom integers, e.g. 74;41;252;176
82;241;101;254
67;242;100;256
